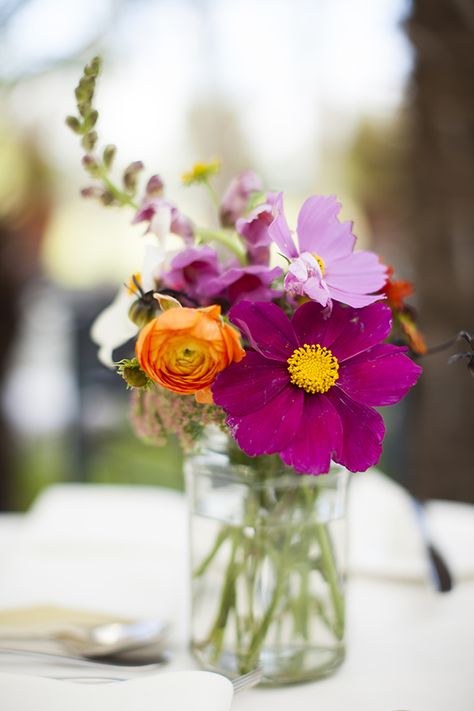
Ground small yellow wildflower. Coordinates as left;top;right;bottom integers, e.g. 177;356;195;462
181;159;221;186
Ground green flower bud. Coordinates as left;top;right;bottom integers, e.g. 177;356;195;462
84;56;101;78
123;161;145;193
82;155;101;177
103;144;116;170
128;296;157;328
65;115;82;133
122;367;150;389
81;131;98;151
81;186;106;199
85;110;98;130
117;358;150;389
100;191;115;206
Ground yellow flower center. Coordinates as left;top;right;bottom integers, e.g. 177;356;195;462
167;338;207;375
312;253;326;276
287;344;339;394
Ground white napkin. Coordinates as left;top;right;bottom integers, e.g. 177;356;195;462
348;470;474;582
0;670;234;711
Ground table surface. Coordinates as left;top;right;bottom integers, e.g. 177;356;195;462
0;475;473;711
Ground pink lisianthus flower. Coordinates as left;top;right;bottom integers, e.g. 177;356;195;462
133;197;194;244
269;193;387;308
161;246;220;303
212;300;421;475
162;246;282;308
219;170;262;227
236;192;278;265
205;264;283;306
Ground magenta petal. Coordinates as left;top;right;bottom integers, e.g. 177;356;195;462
329;302;393;362
326;388;385;472
226;385;304;456
296;195;355;260
291;301;346;348
212;352;289;416
337;344;422;407
229;301;298;361
325;251;387;294
280;394;342;475
268;193;298;259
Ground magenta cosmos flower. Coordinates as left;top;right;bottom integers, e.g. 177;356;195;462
269;193;387;308
212;300;421;474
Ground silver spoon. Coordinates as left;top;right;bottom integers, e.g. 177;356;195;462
0;618;169;658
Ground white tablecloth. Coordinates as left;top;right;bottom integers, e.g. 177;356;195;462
1;474;473;711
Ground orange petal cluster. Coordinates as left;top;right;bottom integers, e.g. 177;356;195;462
136;304;245;403
381;266;413;311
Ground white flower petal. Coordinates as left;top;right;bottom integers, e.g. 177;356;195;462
91;287;138;368
141;242;165;292
149;205;172;243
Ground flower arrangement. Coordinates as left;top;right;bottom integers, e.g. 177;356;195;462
67;58;425;683
69;58;423;473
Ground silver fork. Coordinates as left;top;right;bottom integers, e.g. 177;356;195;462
231;668;262;693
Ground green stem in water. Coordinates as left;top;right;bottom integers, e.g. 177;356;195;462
206;531;239;663
314;522;345;639
243;526;293;670
193;525;231;577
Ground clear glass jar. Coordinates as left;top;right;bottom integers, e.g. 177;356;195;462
185;429;349;686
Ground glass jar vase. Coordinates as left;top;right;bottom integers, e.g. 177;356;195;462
185;429;349;686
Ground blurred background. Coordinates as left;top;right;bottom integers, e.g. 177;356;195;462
0;0;472;510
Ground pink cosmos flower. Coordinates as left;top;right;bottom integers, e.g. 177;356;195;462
269;193;387;308
212;300;421;475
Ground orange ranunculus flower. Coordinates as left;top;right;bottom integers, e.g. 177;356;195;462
135;304;245;403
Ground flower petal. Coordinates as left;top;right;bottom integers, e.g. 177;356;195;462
268;192;298;259
325;286;385;308
141;241;165;292
326;388;385;472
290;301;346;349
229;300;298;361
280;394;342;475
90;287;138;367
225;384;304;456
325;251;387;294
337;344;422;406
205;265;282;305
328;302;393;362
296;195;355;260
212;351;289;416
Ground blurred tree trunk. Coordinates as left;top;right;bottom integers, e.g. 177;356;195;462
405;1;474;501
